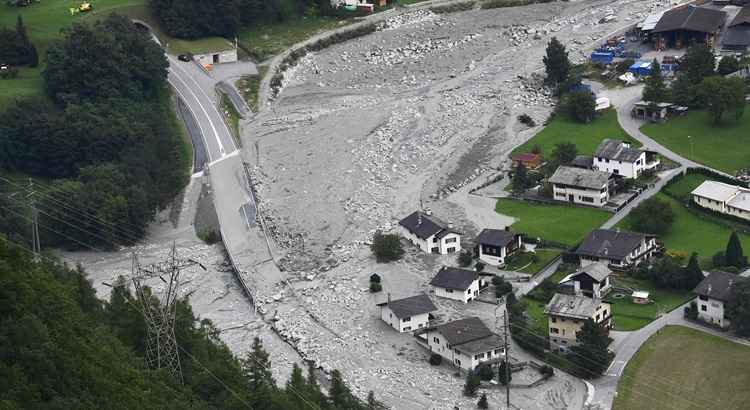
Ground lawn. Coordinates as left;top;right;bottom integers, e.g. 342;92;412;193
506;249;560;274
238;16;352;61
219;93;241;147
495;199;611;247
522;296;549;337
613;325;750;410
511;109;639;159
617;193;750;265
663;172;712;200
641;109;750;175
607;276;692;331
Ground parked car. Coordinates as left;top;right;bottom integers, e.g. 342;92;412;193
178;54;191;62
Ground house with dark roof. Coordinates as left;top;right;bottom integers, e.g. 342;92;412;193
419;317;505;370
549;166;613;208
559;262;613;299
476;228;523;267
592;139;660;179
377;293;437;333
652;5;726;49
430;267;483;303
724;7;750;51
574;228;659;270
398;210;461;255
693;271;746;329
545;293;612;351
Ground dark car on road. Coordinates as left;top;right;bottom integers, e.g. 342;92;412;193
178;54;191;62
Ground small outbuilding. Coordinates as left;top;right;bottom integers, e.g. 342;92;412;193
192;39;238;67
632;291;650;304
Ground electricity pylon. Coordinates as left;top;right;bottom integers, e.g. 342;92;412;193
129;243;205;383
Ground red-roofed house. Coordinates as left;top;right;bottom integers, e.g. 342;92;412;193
511;153;543;170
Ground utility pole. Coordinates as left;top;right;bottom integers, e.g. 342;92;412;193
27;179;40;260
504;314;511;409
128;243;206;384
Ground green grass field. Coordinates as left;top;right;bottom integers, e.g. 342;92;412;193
663;172;712;200
617;193;750;265
495;199;611;247
522;296;549;336
506;249;560;274
608;277;691;331
238;16;352;61
613;326;750;410
511;109;639;159
641;110;750;175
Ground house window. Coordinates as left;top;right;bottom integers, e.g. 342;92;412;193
404;326;411;331
475;354;482;360
418;323;424;328
447;247;456;253
551;317;557;323
596;314;600;321
403;317;411;322
433;337;440;344
613;169;619;175
551;327;559;334
494;349;503;355
467;289;471;294
581;196;594;203
446;237;456;244
699;295;708;301
446;289;453;293
701;305;708;312
455;359;461;366
605;159;610;163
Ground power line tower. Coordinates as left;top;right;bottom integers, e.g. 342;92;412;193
26;179;40;260
129;243;205;384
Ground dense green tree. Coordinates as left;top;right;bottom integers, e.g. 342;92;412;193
458;250;474;267
727;279;750;337
478;364;494;381
150;0;242;39
717;55;741;76
543;37;571;88
330;369;356;408
628;197;674;235
550;142;578;169
44;14;168;104
569;319;613;378
371;231;404;262
511;161;530;194
562;90;596;123
498;360;512;385
463;372;481;397
726;231;747;269
684;252;705;290
643;59;667;103
0;16;37;67
492;275;513;298
700;76;746;124
681;43;715;84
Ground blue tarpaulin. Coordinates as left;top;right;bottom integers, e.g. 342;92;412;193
590;52;614;64
628;61;652;76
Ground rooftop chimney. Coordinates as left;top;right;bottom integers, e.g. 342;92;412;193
417;212;422;226
425;208;432;216
448;221;454;229
708;284;712;293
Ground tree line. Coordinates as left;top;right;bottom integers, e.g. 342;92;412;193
150;0;341;39
0;14;189;249
0;237;381;409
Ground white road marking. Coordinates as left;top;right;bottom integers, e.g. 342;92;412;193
208;149;239;168
605;360;626;377
167;78;213;163
169;58;236;152
168;66;226;157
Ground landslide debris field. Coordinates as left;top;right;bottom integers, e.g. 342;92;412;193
239;1;677;408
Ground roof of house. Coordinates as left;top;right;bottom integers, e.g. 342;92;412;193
476;229;517;248
576;229;650;260
398;211;459;240
570;155;593;169
652;5;726;34
432;317;495;346
545;293;606;319
723;26;750;46
639;11;666;31
456;334;504;354
694;270;745;302
513;153;541;162
730;6;750;27
377;294;437;319
548;166;610;190
632;291;650;299
691;180;741;203
566;262;612;283
430;267;478;290
594;139;644;163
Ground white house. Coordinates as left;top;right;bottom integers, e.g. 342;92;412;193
575;228;659;270
476;228;523;267
592;139;660;179
693;271;744;329
429;267;482;303
419;317;505;371
691;180;750;222
192;40;238;66
398;210;461;255
558;262;612;299
377;293;437;333
549;166;612;207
